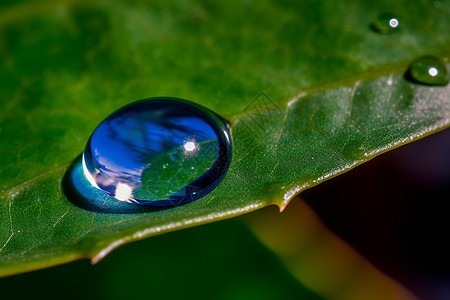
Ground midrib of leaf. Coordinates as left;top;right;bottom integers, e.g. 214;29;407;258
231;55;450;118
271;55;449;110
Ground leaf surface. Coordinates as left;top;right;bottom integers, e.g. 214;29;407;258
0;0;449;276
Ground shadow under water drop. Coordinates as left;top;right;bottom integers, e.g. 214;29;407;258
63;155;167;214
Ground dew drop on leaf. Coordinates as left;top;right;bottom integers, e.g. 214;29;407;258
372;12;400;34
82;97;232;206
407;55;449;86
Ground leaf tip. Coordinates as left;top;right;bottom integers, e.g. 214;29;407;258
277;184;310;212
279;202;288;213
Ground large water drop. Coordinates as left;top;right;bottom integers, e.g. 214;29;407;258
82;97;232;206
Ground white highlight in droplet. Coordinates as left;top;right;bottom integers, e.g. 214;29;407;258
428;67;438;77
183;141;197;152
115;183;132;201
389;18;399;28
82;153;100;189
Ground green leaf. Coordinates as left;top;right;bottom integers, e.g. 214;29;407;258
0;0;449;276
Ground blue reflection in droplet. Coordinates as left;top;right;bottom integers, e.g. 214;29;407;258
82;97;232;206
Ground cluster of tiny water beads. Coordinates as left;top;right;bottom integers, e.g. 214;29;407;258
82;98;231;207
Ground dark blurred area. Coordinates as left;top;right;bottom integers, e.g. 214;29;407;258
303;128;450;300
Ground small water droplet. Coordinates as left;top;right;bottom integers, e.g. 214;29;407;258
407;55;449;86
372;12;400;34
82;97;232;206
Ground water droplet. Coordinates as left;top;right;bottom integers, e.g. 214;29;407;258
82;97;232;206
407;55;449;86
372;12;399;34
